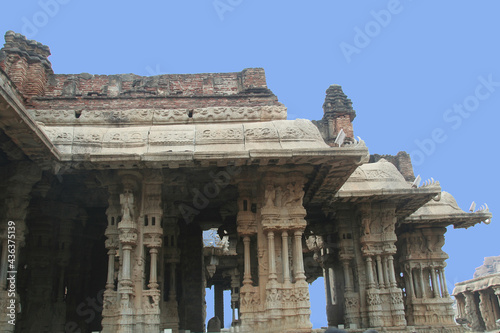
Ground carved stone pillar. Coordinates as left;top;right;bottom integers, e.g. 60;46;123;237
164;263;180;330
366;257;375;288
118;180;137;287
148;248;159;289
105;185;120;290
438;269;445;298
430;267;440;298
407;266;415;298
383;256;391;289
243;236;253;285
102;183;120;333
455;294;466;318
122;244;132;283
341;260;351;292
438;268;449;297
106;248;117;290
479;290;496;331
419;267;426;298
387;255;397;288
336;206;359;329
495;287;500;307
229;269;240;325
258;173;312;331
411;267;420;298
397;226;455;328
116;176;139;333
402;264;416;325
239;172;312;332
236;181;257;288
293;230;306;283
324;265;336;306
267;231;277;282
161;204;180;333
464;291;483;331
365;254;383;327
141;170;163;333
168;263;176;300
341;257;360;328
366;288;383;327
281;231;290;284
215;284;224;328
145;237;162;290
376;255;385;289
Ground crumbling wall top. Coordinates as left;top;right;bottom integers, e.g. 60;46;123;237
0;32;280;118
474;255;500;278
40;68;272;99
1;30;51;63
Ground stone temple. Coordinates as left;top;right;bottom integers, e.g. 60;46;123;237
0;31;494;333
453;256;500;331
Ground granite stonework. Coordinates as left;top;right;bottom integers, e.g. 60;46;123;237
0;31;494;333
453;257;500;332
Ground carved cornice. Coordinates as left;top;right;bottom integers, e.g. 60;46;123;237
28;106;287;126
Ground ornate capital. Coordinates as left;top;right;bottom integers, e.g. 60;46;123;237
105;237;119;250
118;227;138;245
143;233;162;248
237;211;257;236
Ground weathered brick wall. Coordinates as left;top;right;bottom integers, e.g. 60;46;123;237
1;31;279;113
29;70;279;110
0;31;52;96
43;72;256;98
4;54;29;92
25;62;49;96
315;85;357;146
333;115;354;140
370;151;415;182
240;67;267;90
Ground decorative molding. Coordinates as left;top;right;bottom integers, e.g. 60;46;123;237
28;105;287;125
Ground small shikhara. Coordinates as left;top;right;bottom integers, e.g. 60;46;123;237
0;31;494;333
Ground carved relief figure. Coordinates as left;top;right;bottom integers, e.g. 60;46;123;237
120;189;134;221
409;232;425;254
435;234;445;253
258;249;268;275
382;212;395;234
284;182;304;207
362;217;372;235
264;184;276;208
275;186;283;207
305;235;324;252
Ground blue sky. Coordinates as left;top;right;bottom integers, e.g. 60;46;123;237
2;0;499;329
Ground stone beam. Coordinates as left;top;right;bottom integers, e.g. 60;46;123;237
0;69;60;169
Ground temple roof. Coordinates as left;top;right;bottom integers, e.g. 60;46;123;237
0;32;371;208
0;55;368;172
332;159;441;219
405;191;492;228
36;118;365;167
452;272;500;295
338;158;409;192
